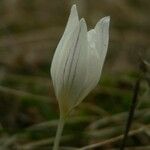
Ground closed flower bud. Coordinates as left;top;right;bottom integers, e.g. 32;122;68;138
51;5;110;118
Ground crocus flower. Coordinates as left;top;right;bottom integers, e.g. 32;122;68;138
51;5;110;118
51;5;110;150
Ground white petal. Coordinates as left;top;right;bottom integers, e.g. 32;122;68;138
53;24;80;98
51;5;79;94
74;17;110;103
75;17;110;106
56;19;88;112
64;19;88;108
51;19;87;115
95;16;110;71
75;35;100;106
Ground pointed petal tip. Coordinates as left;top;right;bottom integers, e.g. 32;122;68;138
70;4;79;22
80;18;86;23
72;4;77;8
79;18;87;29
101;16;110;23
80;18;88;26
95;16;110;29
71;4;77;12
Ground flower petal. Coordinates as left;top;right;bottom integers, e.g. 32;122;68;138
95;16;110;71
56;19;88;112
74;17;110;106
53;24;80;98
74;31;100;106
51;5;79;94
64;19;88;108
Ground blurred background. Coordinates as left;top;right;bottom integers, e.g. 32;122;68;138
0;0;150;149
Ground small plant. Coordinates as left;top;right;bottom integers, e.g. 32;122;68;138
120;59;150;150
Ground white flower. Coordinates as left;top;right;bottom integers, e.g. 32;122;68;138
51;5;110;117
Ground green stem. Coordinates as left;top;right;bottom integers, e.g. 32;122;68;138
53;116;65;150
